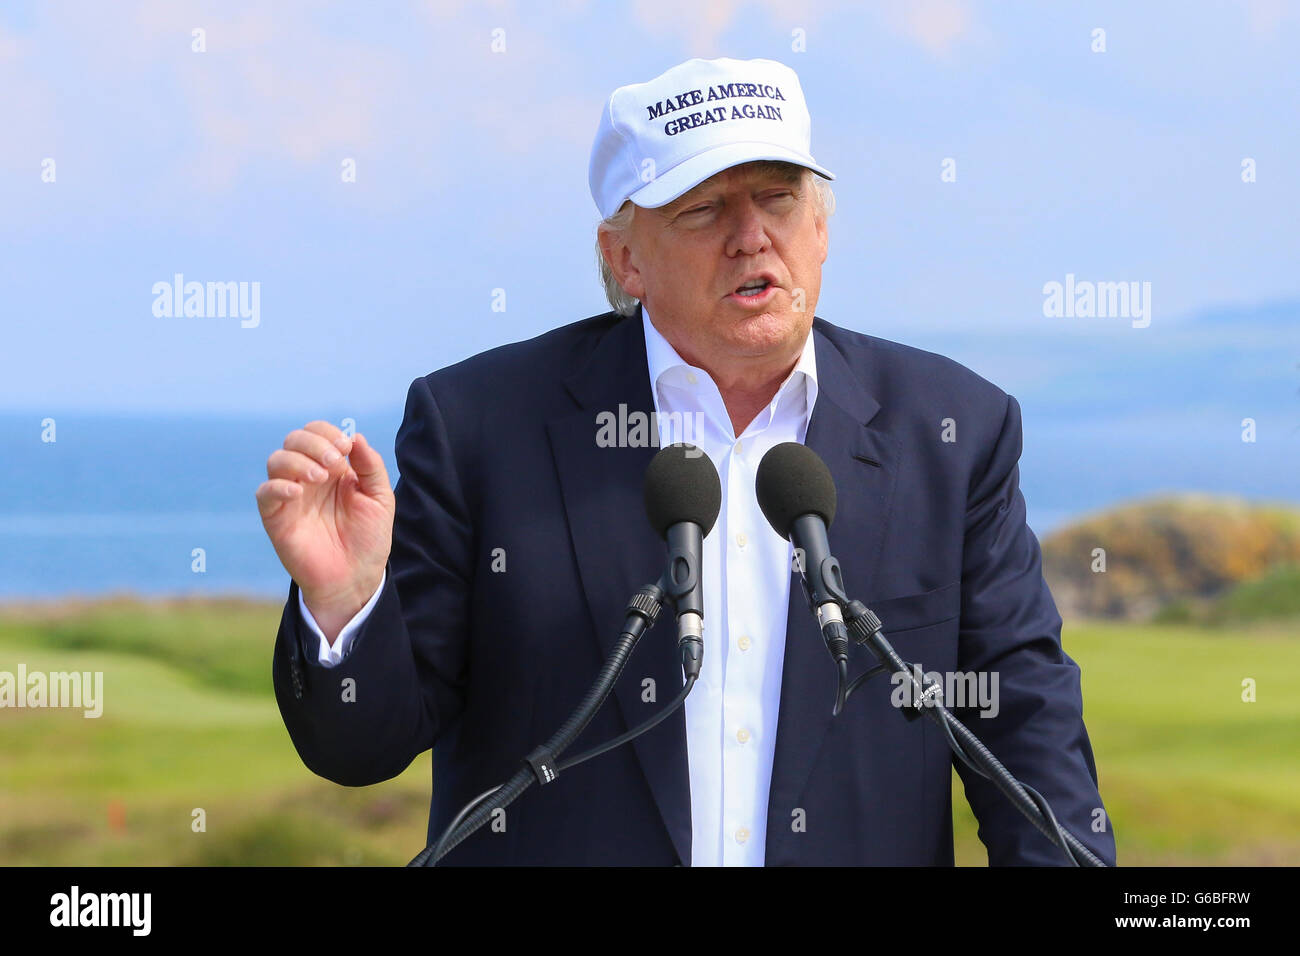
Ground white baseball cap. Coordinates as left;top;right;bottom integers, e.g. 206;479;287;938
589;56;836;220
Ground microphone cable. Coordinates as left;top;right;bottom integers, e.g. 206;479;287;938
416;661;700;865
557;674;696;772
407;584;663;867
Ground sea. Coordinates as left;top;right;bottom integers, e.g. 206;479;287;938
1;406;1296;601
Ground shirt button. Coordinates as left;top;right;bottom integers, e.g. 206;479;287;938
737;635;751;652
736;728;750;744
735;827;749;844
685;372;698;386
735;439;744;455
735;532;747;549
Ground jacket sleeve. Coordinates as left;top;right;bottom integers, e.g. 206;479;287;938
952;392;1117;865
298;570;387;666
271;375;474;786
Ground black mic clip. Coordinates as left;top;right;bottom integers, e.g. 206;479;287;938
794;540;851;667
657;554;704;683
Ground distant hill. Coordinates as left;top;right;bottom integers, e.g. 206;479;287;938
1041;495;1300;621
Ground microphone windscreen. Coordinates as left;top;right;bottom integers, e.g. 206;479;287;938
754;441;837;537
643;443;722;539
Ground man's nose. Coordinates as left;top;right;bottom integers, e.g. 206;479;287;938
725;200;771;256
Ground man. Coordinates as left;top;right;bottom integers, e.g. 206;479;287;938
257;56;1115;866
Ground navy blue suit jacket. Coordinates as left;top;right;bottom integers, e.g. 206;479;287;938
272;305;1116;866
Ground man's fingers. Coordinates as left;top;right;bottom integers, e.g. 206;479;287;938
255;478;303;518
282;429;346;473
303;420;351;452
303;420;346;442
268;448;332;483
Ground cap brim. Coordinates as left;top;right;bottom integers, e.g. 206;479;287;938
628;141;836;210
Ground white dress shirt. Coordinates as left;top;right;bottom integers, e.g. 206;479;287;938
299;307;818;866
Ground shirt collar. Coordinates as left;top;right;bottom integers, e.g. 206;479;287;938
640;304;819;425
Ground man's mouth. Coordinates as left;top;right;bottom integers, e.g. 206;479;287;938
734;278;772;297
728;276;778;304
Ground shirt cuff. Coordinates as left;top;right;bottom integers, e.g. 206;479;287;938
297;570;387;668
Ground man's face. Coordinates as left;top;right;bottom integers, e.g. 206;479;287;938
608;161;828;372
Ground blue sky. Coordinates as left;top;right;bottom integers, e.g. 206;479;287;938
1;1;1297;499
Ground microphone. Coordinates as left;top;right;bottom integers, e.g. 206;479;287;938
755;442;852;684
643;443;721;681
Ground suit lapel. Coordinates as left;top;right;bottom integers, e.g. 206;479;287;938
765;321;900;861
546;306;692;865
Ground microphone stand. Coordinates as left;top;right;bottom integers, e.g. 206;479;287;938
841;599;1108;867
407;581;666;867
409;557;706;867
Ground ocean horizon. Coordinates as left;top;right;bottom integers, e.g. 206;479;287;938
2;398;1296;600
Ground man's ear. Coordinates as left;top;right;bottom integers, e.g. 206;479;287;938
814;200;829;265
598;224;645;300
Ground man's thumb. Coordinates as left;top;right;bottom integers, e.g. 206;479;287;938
349;433;392;499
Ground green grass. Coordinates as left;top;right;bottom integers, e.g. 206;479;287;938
0;601;431;866
1;602;1296;865
951;617;1300;865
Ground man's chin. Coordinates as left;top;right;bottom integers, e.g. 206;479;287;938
722;310;807;355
